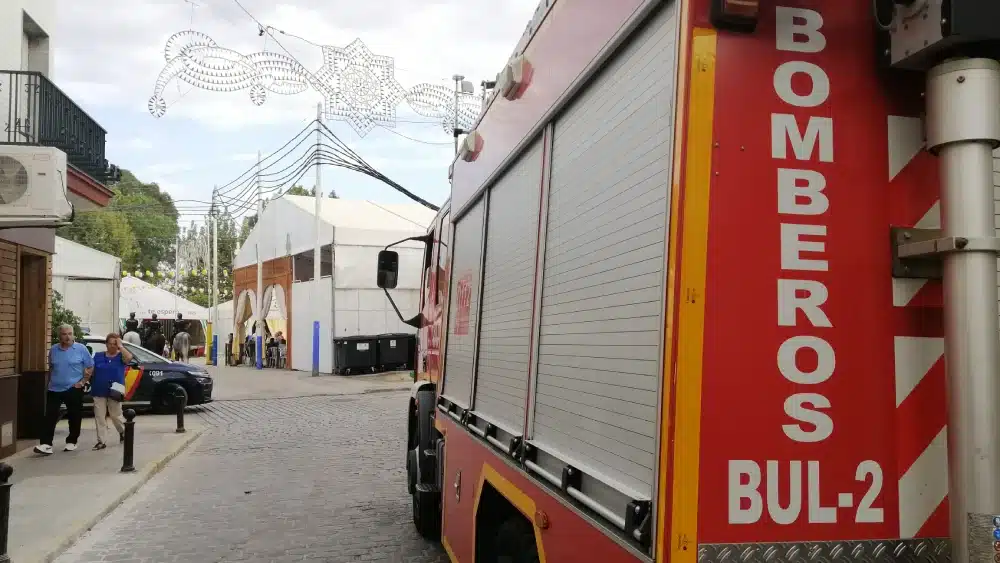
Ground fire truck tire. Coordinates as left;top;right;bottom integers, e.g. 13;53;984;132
484;516;539;563
414;389;438;483
412;484;442;540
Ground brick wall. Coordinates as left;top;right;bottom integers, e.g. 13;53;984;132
0;241;16;377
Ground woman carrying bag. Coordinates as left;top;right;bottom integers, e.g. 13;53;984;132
91;333;133;450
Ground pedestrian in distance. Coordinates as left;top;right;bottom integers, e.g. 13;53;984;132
35;324;93;455
90;332;133;450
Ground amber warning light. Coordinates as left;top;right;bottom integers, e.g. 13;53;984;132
711;0;760;33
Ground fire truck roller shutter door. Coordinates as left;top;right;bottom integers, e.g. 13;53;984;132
528;0;679;503
441;196;487;408
473;138;545;434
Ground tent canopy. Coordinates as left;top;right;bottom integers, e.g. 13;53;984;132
119;276;209;320
53;237;121;280
234;196;437;269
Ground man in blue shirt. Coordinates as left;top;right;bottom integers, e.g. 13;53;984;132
34;324;94;455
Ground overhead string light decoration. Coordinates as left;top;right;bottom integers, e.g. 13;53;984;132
149;31;482;137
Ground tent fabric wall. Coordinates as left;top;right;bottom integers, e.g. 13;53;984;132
53;237;120;280
291;279;332;372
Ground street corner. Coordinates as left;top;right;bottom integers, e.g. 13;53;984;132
5;414;205;563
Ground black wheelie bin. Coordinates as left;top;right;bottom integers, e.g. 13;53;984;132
376;333;415;372
333;335;378;375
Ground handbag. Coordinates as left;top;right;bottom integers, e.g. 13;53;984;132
109;382;126;402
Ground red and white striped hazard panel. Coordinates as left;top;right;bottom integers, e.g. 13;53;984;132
888;113;948;539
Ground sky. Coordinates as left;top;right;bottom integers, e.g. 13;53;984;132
52;0;541;227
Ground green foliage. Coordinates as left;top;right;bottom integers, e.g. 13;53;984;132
51;291;84;342
57;170;180;272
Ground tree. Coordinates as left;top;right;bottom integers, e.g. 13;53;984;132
51;291;84;342
57;170;180;273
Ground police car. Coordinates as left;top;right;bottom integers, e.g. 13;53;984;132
81;336;214;412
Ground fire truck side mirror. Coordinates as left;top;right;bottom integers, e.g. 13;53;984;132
377;250;400;290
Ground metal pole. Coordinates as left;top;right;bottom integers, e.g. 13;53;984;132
925;57;1000;563
121;409;136;473
211;189;219;365
0;462;11;563
174;234;180;309
453;74;464;156
255;150;263;370
313;104;323;377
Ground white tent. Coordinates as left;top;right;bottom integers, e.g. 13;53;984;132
120;276;209;320
234;196;435;372
53;237;121;336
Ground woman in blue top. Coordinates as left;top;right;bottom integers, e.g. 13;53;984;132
91;333;133;450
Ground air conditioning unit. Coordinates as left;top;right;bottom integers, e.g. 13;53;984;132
0;146;73;229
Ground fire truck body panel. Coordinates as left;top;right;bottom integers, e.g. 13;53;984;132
413;0;962;561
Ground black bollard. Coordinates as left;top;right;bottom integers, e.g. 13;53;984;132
0;462;12;563
174;389;187;434
121;409;136;473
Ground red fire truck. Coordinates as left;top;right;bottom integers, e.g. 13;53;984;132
377;0;1000;561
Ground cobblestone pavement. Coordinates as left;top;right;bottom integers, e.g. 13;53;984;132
55;392;448;563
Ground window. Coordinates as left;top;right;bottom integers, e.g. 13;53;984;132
436;212;451;305
292;245;333;282
123;342;170;363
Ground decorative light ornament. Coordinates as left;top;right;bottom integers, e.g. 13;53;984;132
406;83;480;134
149;32;482;136
135;271;144;278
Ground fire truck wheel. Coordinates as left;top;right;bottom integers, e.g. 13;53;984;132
412;485;442;540
485;516;539;563
414;389;438;487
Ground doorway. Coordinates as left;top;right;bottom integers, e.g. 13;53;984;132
16;250;47;444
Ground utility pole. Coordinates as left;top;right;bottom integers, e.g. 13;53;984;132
255;150;263;370
452;74;464;156
173;234;180;310
211;186;219;365
313;103;323;377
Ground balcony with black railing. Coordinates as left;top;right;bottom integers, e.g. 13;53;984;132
0;70;120;185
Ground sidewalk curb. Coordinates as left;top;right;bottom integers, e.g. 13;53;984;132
40;426;207;563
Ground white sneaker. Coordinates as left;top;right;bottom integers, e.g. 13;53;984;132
64;443;78;452
33;444;53;455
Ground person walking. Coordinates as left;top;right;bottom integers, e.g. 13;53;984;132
35;324;93;455
90;333;133;450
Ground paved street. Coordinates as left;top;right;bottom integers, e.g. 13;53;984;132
205;363;415;400
54;388;448;563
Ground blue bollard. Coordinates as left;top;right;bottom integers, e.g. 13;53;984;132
312;321;320;377
211;335;218;366
255;335;263;369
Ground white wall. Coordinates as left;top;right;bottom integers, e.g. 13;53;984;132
0;0;55;74
334;289;420;338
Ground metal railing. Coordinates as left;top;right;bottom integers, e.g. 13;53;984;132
0;70;119;184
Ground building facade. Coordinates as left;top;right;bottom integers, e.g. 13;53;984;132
0;0;116;458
